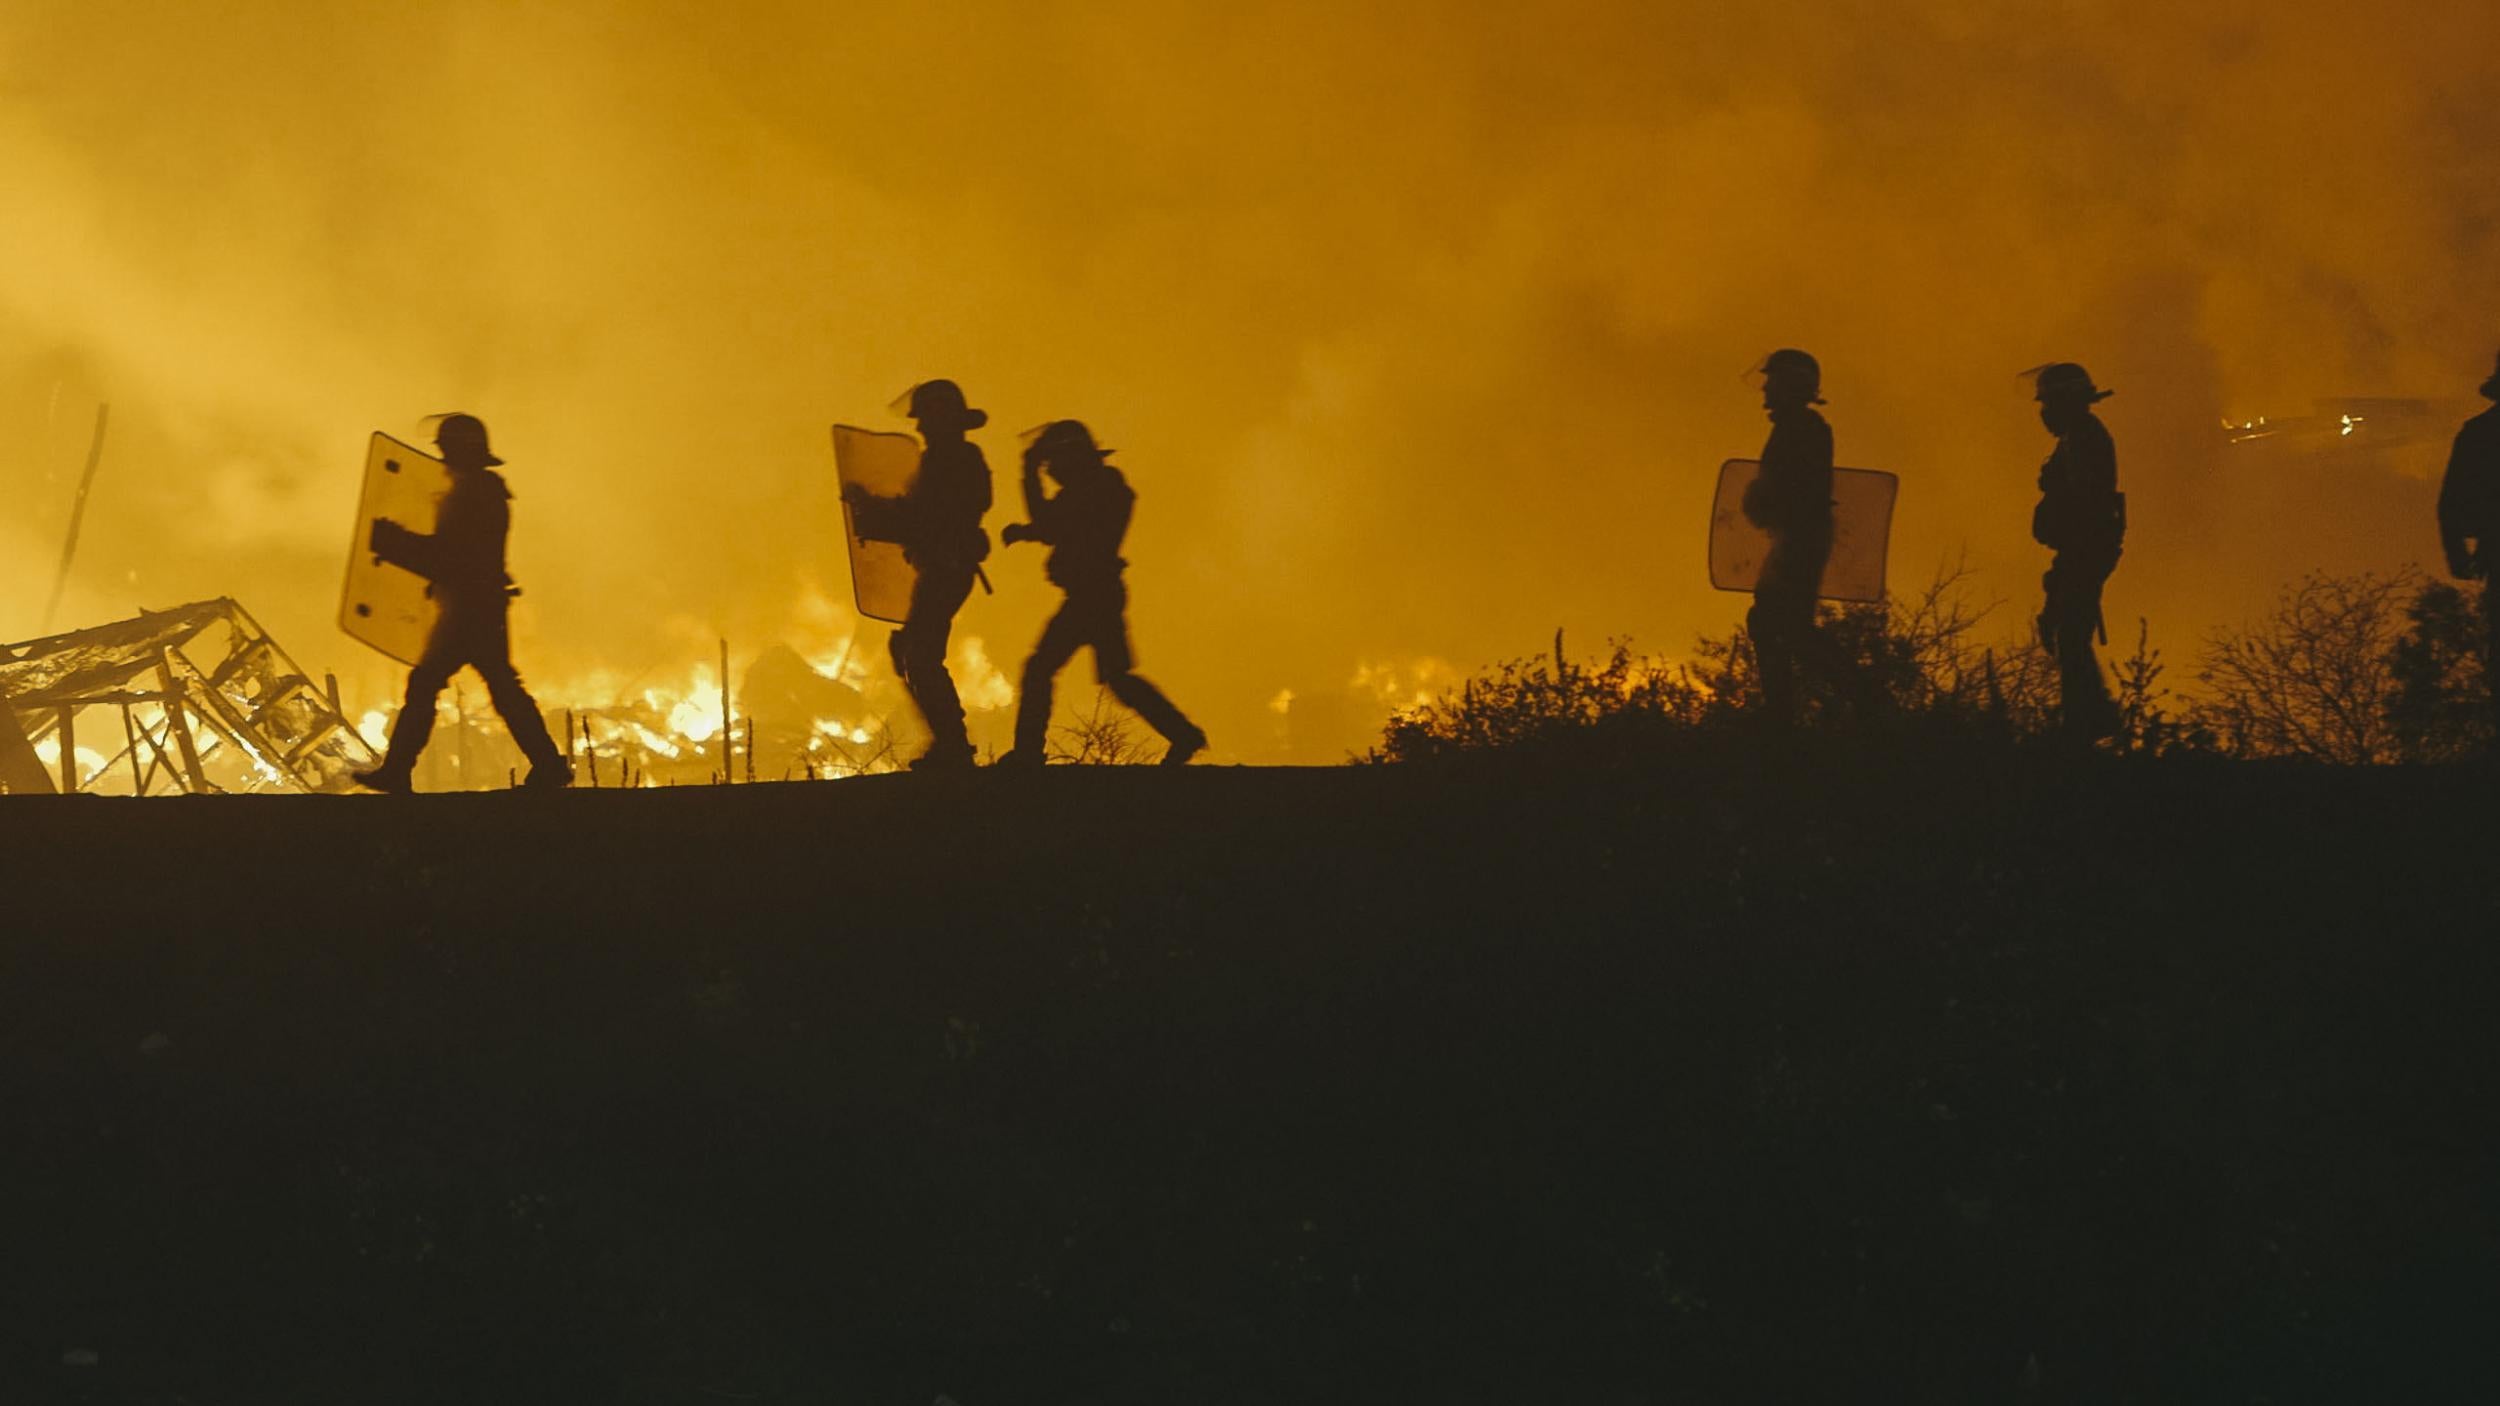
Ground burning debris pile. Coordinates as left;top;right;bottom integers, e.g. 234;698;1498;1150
0;591;1019;797
0;599;377;795
345;636;955;792
545;643;899;789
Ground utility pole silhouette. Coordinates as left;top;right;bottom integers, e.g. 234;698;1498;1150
44;402;110;631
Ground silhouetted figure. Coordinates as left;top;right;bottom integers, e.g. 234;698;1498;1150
843;379;992;770
2436;349;2500;720
995;421;1206;769
2028;363;2126;740
354;414;569;793
1742;349;1876;721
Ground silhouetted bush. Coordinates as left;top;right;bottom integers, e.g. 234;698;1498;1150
2192;570;2419;764
1369;567;2116;761
2190;569;2491;764
1373;565;2500;766
2384;579;2493;762
1368;631;1723;763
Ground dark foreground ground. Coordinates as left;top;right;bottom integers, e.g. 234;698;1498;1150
3;743;2496;1403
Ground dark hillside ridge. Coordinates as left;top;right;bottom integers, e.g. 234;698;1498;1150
4;751;2495;1402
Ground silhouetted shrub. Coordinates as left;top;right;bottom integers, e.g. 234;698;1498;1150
1049;688;1154;765
2384;580;2492;762
1368;632;1724;763
1369;567;2109;760
1377;566;2487;767
2194;570;2420;764
2108;620;2219;758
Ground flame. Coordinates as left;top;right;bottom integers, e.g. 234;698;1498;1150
347;630;910;789
628;722;683;759
32;739;110;787
1351;657;1458;712
651;667;726;743
951;635;1017;712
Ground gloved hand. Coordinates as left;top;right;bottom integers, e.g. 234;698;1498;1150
368;518;417;569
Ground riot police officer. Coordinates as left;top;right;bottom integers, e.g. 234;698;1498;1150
2436;349;2500;721
2027;362;2125;740
995;420;1206;768
1743;349;1874;720
843;379;994;770
354;413;570;792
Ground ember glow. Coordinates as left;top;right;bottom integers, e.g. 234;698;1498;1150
4;2;2498;771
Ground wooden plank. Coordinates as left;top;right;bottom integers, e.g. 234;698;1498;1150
119;705;146;794
0;705;54;795
156;653;209;793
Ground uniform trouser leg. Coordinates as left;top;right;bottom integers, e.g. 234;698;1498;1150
377;621;471;776
895;563;978;755
380;607;561;777
1016;586;1202;753
2482;578;2499;728
1748;590;1810;720
1013;600;1089;756
465;609;563;770
1087;589;1199;746
380;659;457;776
2044;553;2116;730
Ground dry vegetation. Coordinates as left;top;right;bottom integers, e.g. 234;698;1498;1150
1374;568;2490;766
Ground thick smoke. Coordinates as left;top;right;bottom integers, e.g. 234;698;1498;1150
4;0;2496;759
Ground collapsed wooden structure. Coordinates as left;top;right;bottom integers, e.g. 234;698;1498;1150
0;599;377;795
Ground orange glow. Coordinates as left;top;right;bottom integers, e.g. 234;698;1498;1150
4;2;2497;768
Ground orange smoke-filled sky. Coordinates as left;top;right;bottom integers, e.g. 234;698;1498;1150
4;0;2496;759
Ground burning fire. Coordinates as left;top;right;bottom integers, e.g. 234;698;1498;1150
1351;657;1459;713
33;738;108;788
655;667;726;744
335;609;1035;789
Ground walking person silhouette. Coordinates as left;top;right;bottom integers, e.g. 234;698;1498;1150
843;380;993;770
1741;349;1878;721
354;413;569;792
995;421;1206;768
2437;349;2500;724
2026;362;2126;740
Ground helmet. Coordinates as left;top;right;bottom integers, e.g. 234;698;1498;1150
1756;348;1824;404
1024;419;1112;465
429;412;504;466
896;378;988;430
2027;362;2114;405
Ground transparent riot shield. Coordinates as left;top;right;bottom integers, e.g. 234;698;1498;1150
339;432;452;663
831;424;922;624
1708;459;1898;603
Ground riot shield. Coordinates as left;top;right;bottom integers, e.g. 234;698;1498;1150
831;424;922;624
1707;459;1898;604
339;432;451;663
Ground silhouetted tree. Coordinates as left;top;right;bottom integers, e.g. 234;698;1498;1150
2384;579;2492;761
2107;620;2217;758
2194;570;2418;764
